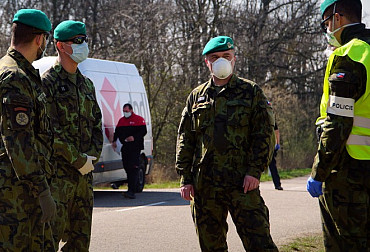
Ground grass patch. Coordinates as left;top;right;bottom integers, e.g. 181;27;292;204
145;181;179;189
279;233;324;252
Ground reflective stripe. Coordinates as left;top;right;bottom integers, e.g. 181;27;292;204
326;95;355;117
353;116;370;128
347;134;370;146
316;118;325;126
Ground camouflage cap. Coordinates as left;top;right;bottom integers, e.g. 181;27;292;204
202;36;234;56
12;9;51;31
320;0;362;17
54;20;86;41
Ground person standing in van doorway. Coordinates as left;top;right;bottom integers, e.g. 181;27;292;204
41;20;103;251
0;9;56;251
175;36;277;251
112;103;147;199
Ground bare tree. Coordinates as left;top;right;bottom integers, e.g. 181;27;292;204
0;0;328;171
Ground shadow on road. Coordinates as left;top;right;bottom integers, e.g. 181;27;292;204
94;190;189;208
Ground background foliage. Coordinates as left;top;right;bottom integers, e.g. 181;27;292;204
0;0;328;178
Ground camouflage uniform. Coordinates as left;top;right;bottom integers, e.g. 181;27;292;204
41;61;103;251
311;24;370;251
0;48;54;251
176;75;277;252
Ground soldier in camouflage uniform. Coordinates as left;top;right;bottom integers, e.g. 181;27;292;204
175;36;277;252
41;20;103;251
0;9;56;251
306;0;370;251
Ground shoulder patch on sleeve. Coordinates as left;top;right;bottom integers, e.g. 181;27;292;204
2;94;32;129
328;71;354;83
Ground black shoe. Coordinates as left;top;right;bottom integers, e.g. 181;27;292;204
111;183;119;189
275;186;283;190
123;191;136;199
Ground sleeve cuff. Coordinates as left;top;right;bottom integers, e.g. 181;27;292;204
246;168;262;181
180;175;193;186
72;154;88;169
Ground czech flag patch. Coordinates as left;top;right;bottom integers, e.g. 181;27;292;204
336;73;345;79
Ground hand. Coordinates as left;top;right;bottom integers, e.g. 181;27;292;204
112;141;117;149
125;136;134;142
180;184;194;201
78;155;97;175
306;176;323;197
39;188;56;223
275;144;280;151
243;175;260;193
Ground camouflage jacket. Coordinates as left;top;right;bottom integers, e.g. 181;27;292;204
0;48;53;196
41;61;103;170
176;75;275;186
312;24;370;181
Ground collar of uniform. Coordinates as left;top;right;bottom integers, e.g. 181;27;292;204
53;60;79;84
208;74;238;90
340;23;367;45
7;47;40;79
228;74;238;89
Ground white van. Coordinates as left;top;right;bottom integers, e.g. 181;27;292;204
33;57;153;192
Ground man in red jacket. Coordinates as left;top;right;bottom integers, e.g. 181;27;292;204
112;103;147;199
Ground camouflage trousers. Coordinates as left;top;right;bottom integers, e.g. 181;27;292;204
319;155;370;252
191;185;278;252
50;163;93;252
0;162;54;252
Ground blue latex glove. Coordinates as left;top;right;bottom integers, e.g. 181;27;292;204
275;144;280;150
306;176;323;197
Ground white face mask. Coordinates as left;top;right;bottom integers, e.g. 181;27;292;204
123;112;132;118
325;13;360;48
325;26;342;48
211;57;233;79
65;41;89;63
37;35;48;60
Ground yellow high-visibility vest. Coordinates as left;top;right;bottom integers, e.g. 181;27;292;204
316;38;370;160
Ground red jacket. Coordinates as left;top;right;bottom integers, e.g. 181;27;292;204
113;112;147;151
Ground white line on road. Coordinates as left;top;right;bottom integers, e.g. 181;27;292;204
116;201;166;212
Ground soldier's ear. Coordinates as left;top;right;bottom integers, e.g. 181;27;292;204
56;41;68;53
205;58;211;68
35;34;43;47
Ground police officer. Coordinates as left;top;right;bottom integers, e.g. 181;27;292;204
306;0;370;251
176;36;277;252
41;20;103;251
0;9;56;251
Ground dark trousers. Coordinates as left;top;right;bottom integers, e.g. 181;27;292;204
50;164;93;251
122;148;141;194
269;150;281;188
319;153;370;252
191;186;278;252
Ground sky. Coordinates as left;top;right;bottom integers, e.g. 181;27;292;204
363;1;370;27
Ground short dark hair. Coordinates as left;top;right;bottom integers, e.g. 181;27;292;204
123;103;133;110
324;0;362;22
11;22;44;46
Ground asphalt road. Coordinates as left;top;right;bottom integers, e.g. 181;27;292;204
89;176;321;251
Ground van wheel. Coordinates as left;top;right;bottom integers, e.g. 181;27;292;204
136;156;146;193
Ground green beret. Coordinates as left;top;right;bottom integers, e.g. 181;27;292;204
202;36;234;56
54;20;86;41
320;0;362;17
12;9;51;31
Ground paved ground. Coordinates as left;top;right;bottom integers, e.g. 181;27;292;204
87;176;322;251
